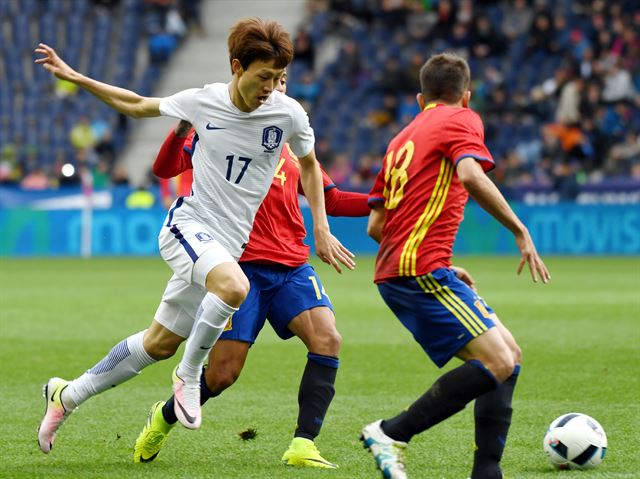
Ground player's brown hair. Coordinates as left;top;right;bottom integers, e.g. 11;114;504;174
419;53;471;103
228;18;293;73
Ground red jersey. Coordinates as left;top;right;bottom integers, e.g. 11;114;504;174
241;143;335;266
369;104;494;283
154;130;369;267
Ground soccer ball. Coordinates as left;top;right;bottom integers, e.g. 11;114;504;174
543;413;607;470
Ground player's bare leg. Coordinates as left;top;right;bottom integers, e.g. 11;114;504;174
172;261;246;429
39;321;184;454
282;307;341;468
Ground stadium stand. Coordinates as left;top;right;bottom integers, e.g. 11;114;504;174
0;0;637;201
0;0;197;188
285;0;639;199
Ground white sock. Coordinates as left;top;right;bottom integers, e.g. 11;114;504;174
62;330;156;408
177;293;237;383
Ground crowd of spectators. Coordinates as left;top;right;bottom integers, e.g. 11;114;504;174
0;0;201;191
286;0;639;199
1;0;637;202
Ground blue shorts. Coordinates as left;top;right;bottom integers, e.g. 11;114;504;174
377;267;496;368
220;263;333;343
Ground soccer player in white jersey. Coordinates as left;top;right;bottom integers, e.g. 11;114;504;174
34;18;354;454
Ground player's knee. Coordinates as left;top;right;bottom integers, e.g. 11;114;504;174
488;353;516;383
308;328;342;356
325;328;342;356
143;333;180;360
512;344;523;365
209;273;249;307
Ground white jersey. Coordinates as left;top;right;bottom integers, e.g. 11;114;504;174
159;83;315;259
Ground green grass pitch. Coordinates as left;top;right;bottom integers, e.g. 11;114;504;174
0;256;638;478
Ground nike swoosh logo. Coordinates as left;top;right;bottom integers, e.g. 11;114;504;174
139;452;159;463
176;398;197;424
206;123;225;130
303;457;337;467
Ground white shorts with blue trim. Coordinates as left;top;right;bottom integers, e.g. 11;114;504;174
155;217;236;338
158;219;235;288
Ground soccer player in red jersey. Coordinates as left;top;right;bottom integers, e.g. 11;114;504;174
134;72;371;467
361;53;550;479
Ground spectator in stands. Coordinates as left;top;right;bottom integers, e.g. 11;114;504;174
396;94;420;125
502;0;533;41
290;71;320;105
180;0;203;34
471;14;506;59
126;186;156;209
148;26;178;65
447;22;473;58
0;144;21;185
602;58;636;103
376;58;412;95
293;28;315;69
70;117;95;152
605;131;640;176
20;166;50;190
166;6;187;40
350;153;378;191
315;138;335;169
327;153;353;188
334;40;361;85
430;0;456;39
556;76;584;125
525;11;559;59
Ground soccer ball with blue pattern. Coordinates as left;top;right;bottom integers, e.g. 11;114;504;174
543;413;607;470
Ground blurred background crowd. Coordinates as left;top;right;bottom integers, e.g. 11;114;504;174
0;0;638;201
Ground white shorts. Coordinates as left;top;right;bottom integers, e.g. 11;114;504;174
154;274;207;338
158;220;235;288
155;220;236;337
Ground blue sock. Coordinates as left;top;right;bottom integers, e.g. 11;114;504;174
294;353;339;440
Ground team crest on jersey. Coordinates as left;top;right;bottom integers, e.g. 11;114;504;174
262;125;283;152
195;232;214;242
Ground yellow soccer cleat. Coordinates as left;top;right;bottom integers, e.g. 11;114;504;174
282;437;338;469
133;401;174;463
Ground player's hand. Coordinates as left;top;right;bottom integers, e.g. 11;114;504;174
314;229;355;274
34;43;79;81
515;230;550;284
451;265;477;292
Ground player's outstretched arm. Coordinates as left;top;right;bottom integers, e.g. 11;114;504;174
298;151;355;273
323;187;370;217
456;157;550;284
34;43;161;118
